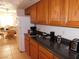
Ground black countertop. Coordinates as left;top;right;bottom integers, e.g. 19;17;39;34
30;34;79;59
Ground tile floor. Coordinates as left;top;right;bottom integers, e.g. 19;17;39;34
0;38;30;59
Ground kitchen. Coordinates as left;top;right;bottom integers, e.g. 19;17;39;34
24;0;79;59
0;0;79;59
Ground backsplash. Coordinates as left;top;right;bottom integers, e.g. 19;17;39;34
36;25;79;40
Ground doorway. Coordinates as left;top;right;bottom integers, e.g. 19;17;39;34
0;9;18;51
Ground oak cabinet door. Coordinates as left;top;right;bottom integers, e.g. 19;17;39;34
39;51;50;59
30;4;37;24
25;7;31;15
39;45;54;59
25;35;30;56
54;55;60;59
42;0;49;25
30;39;39;59
49;0;66;26
37;0;49;24
60;0;67;26
66;0;79;27
36;1;42;24
49;0;61;25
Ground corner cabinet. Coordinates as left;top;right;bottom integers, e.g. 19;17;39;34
25;7;31;15
30;4;37;24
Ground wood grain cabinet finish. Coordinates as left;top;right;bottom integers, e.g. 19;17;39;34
25;0;79;27
60;0;67;26
25;7;31;15
39;45;60;59
25;35;30;56
54;55;60;59
25;35;60;59
36;0;49;25
48;0;66;26
39;45;54;59
66;0;79;27
30;4;37;24
30;38;39;59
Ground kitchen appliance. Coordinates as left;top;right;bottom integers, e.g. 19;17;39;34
56;35;62;45
69;38;79;53
50;32;55;42
30;26;37;35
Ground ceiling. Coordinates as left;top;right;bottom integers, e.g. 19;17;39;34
18;0;40;9
0;0;40;10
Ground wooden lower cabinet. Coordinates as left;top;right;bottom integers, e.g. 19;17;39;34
30;38;39;59
54;55;60;59
25;35;60;59
39;45;54;59
39;45;60;59
25;35;30;56
39;51;51;59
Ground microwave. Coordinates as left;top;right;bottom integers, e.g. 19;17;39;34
69;38;79;53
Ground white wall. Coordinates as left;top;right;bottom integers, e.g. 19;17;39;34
17;16;32;51
16;9;25;16
16;9;33;51
37;25;79;40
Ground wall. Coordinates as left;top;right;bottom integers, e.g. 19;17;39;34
16;9;33;51
37;25;79;40
16;9;25;16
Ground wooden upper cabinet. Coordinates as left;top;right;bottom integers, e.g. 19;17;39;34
36;1;42;24
25;7;31;15
49;0;66;26
25;0;79;27
49;0;61;25
43;0;49;25
60;0;67;26
30;4;37;24
66;0;79;27
37;0;49;24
